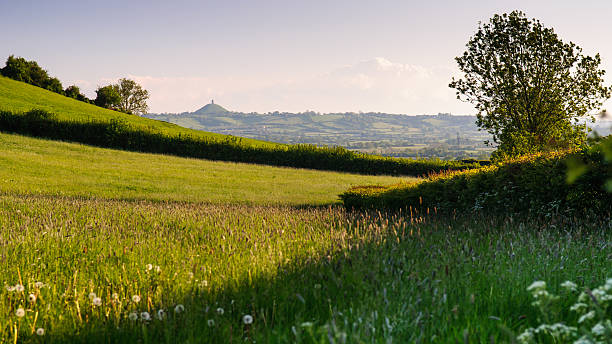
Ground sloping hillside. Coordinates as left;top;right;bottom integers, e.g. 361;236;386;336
0;76;276;148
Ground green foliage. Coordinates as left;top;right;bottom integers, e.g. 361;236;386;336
94;84;121;109
43;76;63;94
341;147;611;214
95;79;149;114
516;279;612;343
0;109;481;176
0;195;609;342
64;85;89;102
116;78;149;115
450;11;611;160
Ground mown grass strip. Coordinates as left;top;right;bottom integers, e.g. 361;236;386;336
0;132;407;205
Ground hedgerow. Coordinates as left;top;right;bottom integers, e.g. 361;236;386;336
341;145;611;214
0;109;482;176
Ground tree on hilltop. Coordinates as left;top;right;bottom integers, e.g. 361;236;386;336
450;11;610;161
116;78;149;115
94;85;121;110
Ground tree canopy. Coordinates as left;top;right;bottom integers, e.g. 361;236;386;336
449;11;610;160
116;78;149;115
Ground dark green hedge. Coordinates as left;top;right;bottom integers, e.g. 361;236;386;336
0;109;482;176
341;146;611;214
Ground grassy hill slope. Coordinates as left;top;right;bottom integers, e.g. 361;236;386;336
0;76;275;148
0;132;407;205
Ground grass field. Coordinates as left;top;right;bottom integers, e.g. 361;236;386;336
2;194;610;343
1;77;610;343
0;133;406;205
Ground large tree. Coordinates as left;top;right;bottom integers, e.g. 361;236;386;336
116;78;149;115
450;11;610;160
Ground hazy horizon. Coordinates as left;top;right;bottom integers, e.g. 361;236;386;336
3;0;612;115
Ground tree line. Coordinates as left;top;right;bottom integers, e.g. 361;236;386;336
0;55;149;115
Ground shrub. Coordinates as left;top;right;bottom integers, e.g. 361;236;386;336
0;109;482;176
341;147;611;214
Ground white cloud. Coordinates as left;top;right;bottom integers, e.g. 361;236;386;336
92;58;477;115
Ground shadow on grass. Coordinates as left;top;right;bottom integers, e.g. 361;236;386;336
31;210;609;344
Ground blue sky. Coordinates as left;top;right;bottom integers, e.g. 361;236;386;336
2;0;612;114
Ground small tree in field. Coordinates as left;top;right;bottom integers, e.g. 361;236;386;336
94;85;121;110
116;78;149;115
450;11;610;161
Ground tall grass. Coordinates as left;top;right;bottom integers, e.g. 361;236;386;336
1;195;610;343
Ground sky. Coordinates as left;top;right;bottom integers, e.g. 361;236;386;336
2;0;612;115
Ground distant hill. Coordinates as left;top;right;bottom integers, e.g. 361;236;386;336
193;101;229;115
146;105;494;159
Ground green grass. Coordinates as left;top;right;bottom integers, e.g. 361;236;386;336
1;195;610;343
0;76;275;148
0;133;406;205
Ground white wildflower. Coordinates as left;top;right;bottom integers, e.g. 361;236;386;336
560;281;578;292
132;295;141;303
28;294;36;303
128;312;138;321
174;304;185;314
88;292;96;300
15;284;24;292
300;322;314;327
146;264;153;271
516;329;534;344
578;311;596;324
574;336;596;344
93;297;102;306
140;312;151;321
207;319;215;327
6;285;15;292
216;307;224;315
36;328;45;336
154;265;161;273
156;309;165;320
15;308;25;317
243;314;253;325
570;303;588;313
527;281;546;293
591;322;606;336
34;282;44;289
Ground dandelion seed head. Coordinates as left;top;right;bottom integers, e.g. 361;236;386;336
243;314;253;325
140;312;151;321
128;312;138;321
154;266;161;273
207;319;215;327
156;309;165;320
15;284;24;292
132;295;141;303
216;307;224;315
88;292;96;300
34;282;44;289
28;294;36;303
93;297;102;306
5;285;15;292
174;304;185;314
36;328;45;336
146;264;153;271
15;308;25;318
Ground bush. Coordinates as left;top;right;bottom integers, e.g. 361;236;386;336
0;109;483;176
341;147;611;215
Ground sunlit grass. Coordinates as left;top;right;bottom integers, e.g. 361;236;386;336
1;194;610;343
0;133;406;205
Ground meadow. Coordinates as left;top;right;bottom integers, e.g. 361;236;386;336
0;132;405;205
1;77;611;343
0;135;610;343
2;194;610;343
